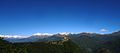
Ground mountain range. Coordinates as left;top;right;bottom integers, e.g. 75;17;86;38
0;31;120;53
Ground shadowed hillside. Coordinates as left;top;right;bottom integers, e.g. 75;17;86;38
70;32;120;53
0;37;83;53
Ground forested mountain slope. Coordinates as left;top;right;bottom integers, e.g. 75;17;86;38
0;37;83;53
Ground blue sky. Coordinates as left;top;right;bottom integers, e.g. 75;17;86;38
0;0;120;35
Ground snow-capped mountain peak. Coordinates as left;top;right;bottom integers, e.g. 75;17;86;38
57;32;70;35
33;33;53;36
0;35;29;38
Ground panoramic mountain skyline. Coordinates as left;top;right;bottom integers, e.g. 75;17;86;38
0;0;120;35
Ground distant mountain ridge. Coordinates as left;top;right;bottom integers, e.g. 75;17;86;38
0;31;120;43
0;31;120;53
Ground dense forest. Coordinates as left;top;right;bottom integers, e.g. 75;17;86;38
0;37;83;53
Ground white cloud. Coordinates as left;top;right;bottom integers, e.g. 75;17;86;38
100;29;108;32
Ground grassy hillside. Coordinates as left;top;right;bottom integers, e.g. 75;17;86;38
70;33;120;53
